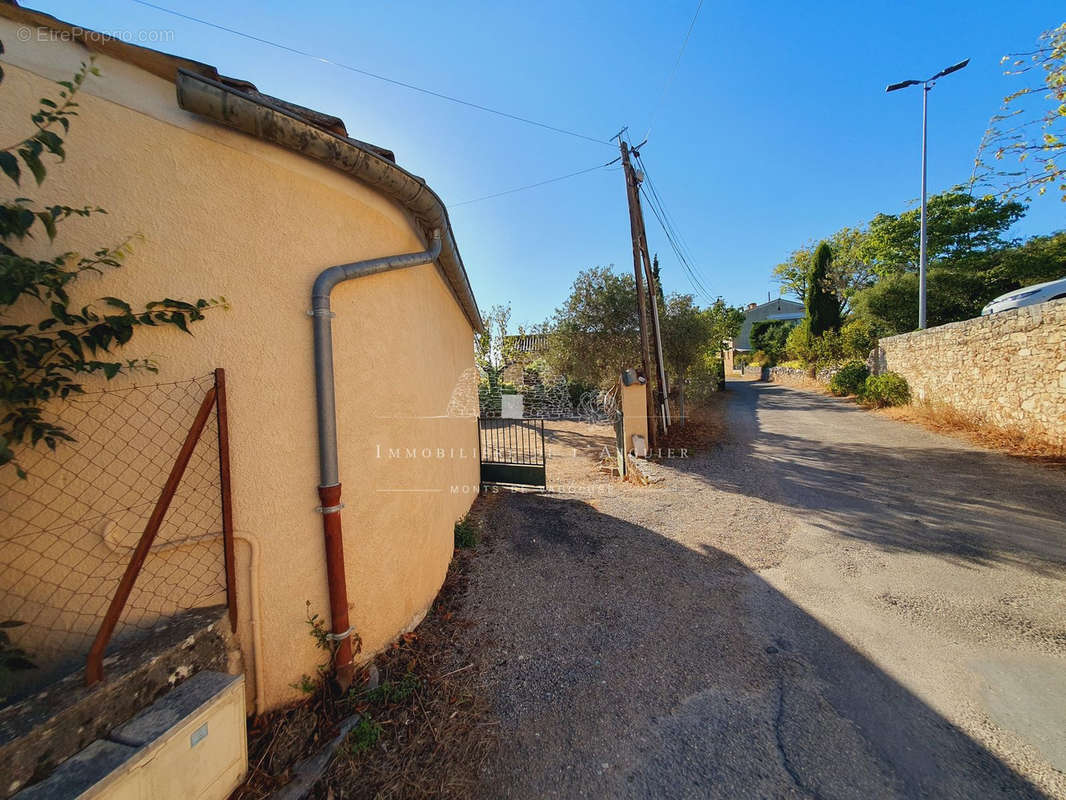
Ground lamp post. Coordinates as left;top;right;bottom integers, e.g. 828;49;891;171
886;58;969;330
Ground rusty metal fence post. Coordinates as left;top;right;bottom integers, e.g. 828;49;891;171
85;370;235;686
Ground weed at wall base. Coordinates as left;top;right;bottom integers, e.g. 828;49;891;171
454;516;480;549
345;716;383;755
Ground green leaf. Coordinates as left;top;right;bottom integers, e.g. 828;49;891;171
36;131;65;161
0;620;26;629
0;151;19;185
101;297;132;312
36;211;57;240
57;330;83;359
19;149;46;186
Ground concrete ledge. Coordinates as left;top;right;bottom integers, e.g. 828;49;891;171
10;740;139;800
0;607;235;798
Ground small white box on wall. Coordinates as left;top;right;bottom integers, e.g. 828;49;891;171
501;394;524;419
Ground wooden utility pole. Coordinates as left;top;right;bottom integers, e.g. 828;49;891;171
618;136;658;448
618;138;669;441
634;191;670;430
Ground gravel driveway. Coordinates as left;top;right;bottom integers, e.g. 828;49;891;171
463;377;1066;799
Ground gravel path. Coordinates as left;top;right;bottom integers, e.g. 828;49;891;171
464;378;1066;799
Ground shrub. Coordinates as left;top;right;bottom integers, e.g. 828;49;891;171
749;350;771;367
785;320;814;364
566;378;597;409
840;319;877;361
749;319;793;364
477;379;517;416
811;329;844;366
687;354;725;404
861;372;910;407
829;361;869;396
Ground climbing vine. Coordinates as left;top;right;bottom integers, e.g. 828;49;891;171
0;41;225;476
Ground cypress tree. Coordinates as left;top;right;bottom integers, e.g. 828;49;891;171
806;241;842;336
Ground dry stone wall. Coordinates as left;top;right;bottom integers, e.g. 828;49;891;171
871;298;1066;445
762;366;839;387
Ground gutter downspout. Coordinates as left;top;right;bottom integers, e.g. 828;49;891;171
311;230;443;688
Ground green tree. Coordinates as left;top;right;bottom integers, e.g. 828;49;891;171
703;298;745;349
806;242;842;336
659;293;711;422
773;226;874;307
973;22;1066;201
651;253;665;308
749;319;793;364
992;231;1066;285
850;231;1066;334
861;190;1025;276
474;303;516;378
545;266;640;387
0;46;222;476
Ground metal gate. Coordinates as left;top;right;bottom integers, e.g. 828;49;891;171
478;417;546;488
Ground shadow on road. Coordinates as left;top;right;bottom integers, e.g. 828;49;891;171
674;379;1066;575
472;489;1053;799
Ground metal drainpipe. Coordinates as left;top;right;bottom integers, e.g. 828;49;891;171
311;229;443;689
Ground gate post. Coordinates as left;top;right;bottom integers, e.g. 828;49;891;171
619;374;650;461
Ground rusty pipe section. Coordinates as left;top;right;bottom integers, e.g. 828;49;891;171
310;231;443;687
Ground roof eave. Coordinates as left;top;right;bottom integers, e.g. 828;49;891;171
175;69;483;333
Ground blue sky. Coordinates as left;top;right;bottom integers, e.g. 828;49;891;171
30;0;1065;328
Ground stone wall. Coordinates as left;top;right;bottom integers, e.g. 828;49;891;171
871;298;1066;445
762;366;838;387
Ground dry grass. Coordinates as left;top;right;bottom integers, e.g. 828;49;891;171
231;499;497;800
751;374;1065;468
877;401;1066;467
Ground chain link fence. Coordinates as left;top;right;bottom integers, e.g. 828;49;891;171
1;373;229;700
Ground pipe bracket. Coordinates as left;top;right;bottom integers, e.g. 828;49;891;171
315;503;345;514
326;625;355;642
307;309;336;318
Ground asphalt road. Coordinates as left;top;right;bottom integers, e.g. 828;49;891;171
467;377;1066;799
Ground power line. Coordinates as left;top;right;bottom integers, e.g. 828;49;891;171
638;156;705;288
629;143;715;302
642;185;714;302
642;0;705;142
633;147;702;277
128;0;615;147
639;180;713;300
450;158;620;207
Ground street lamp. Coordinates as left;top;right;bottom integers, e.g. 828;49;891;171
886;58;969;330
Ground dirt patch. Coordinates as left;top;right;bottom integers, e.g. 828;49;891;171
232;504;497;800
658;395;729;452
542;419;617;490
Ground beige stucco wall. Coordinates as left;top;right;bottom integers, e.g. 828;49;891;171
0;25;478;709
872;299;1066;445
